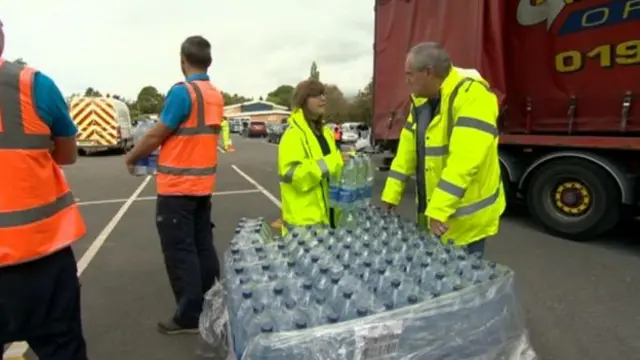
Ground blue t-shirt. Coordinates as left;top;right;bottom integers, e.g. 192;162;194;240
33;72;78;137
160;73;210;129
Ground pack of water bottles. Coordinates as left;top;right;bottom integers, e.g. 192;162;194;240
132;121;159;176
329;154;375;210
218;209;537;360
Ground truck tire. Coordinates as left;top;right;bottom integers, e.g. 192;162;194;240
526;158;620;240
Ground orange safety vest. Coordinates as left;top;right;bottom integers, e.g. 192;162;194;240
0;59;86;267
334;127;342;140
156;80;223;195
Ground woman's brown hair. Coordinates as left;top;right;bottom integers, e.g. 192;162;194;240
291;79;325;112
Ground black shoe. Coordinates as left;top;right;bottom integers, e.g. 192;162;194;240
157;318;199;335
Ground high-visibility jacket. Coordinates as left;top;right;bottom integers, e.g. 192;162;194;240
157;80;223;195
221;119;231;148
381;67;505;245
278;109;343;229
0;59;86;267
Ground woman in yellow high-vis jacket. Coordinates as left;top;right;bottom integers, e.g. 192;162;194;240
278;79;345;233
381;42;505;256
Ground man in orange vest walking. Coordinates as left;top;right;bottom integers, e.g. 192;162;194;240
333;124;342;148
126;35;222;335
0;20;89;359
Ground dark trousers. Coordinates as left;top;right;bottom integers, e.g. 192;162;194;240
467;239;487;258
156;195;220;328
0;247;88;360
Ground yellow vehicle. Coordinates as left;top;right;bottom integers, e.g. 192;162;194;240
69;97;133;154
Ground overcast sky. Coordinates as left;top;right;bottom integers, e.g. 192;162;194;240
1;0;374;100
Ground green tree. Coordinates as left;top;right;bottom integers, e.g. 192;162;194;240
324;84;348;123
14;58;27;66
347;78;373;125
309;61;320;81
136;86;164;114
222;91;251;106
266;84;294;108
84;87;102;97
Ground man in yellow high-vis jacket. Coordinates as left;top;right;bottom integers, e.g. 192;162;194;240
381;42;505;257
221;117;234;151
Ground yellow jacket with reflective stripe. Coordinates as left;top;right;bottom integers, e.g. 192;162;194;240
221;119;230;147
381;67;505;245
278;109;344;228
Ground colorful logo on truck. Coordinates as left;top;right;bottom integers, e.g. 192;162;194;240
517;0;640;73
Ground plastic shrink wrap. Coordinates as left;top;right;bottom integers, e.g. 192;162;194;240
241;270;536;360
198;282;232;359
200;215;538;360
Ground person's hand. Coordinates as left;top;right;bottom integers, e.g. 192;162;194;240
341;151;352;162
429;218;449;236
124;156;135;175
382;201;396;212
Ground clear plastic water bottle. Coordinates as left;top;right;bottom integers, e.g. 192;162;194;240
132;121;158;176
340;159;357;211
365;155;375;204
329;167;341;209
147;147;159;174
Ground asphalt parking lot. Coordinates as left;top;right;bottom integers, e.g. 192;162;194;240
5;134;640;360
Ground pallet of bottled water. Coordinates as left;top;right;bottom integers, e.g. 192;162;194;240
221;209;537;360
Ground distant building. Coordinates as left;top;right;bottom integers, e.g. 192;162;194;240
224;100;290;123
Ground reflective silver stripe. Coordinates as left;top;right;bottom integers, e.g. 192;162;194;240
451;186;500;218
425;145;448;156
0;61;53;150
280;163;300;183
172;82;221;136
174;126;220;135
387;170;408;182
402;121;414;133
0;191;75;228
156;165;217;175
456;117;498;137
317;159;329;176
437;179;465;198
447;78;494;139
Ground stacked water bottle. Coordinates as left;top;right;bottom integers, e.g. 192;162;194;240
329;153;375;211
224;208;511;359
132;121;159;176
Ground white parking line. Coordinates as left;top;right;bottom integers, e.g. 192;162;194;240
76;189;261;207
3;176;153;359
232;165;281;208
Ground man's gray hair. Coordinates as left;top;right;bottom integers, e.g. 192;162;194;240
408;42;452;78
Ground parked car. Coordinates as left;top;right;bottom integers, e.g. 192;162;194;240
267;123;288;144
342;130;359;143
245;121;268;137
229;119;243;133
266;123;278;136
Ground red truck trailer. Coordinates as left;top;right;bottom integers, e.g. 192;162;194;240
372;0;640;239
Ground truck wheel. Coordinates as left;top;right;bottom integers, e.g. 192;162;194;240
526;158;620;240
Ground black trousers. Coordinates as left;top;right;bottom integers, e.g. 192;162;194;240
0;247;88;360
156;195;220;328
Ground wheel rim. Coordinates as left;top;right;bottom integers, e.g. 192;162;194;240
550;180;592;217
